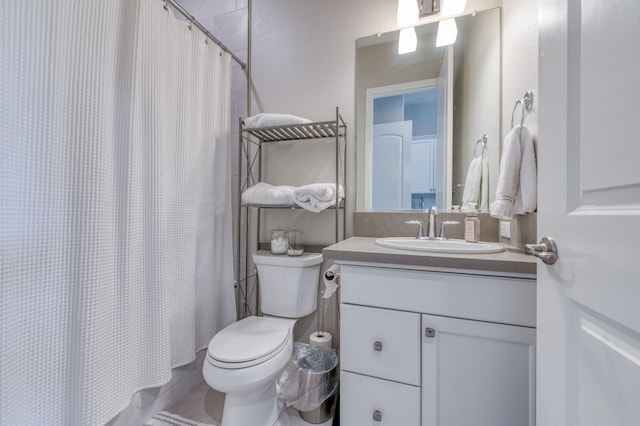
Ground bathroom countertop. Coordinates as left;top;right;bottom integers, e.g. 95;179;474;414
323;237;537;276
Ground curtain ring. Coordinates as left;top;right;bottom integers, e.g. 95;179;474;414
188;19;193;31
163;0;168;11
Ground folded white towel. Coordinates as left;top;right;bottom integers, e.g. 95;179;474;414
292;183;345;213
241;182;296;206
490;125;537;219
243;113;312;128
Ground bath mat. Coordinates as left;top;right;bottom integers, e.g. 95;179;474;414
145;411;216;426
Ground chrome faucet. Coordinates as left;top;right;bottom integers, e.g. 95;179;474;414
427;206;437;239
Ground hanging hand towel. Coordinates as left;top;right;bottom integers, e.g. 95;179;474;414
461;156;482;210
241;182;296;206
490;125;537;219
480;150;490;210
243;113;312;128
292;183;345;213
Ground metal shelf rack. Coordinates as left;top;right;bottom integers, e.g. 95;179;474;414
236;107;347;318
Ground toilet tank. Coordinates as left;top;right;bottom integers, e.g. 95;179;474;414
252;251;323;318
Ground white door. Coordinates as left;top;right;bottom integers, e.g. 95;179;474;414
372;121;413;210
538;1;640;425
422;314;536;426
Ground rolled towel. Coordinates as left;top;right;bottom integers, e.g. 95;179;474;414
243;113;312;128
292;183;345;213
490;125;536;219
241;182;296;206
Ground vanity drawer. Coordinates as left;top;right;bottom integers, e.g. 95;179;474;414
340;304;420;385
340;265;536;327
341;371;420;426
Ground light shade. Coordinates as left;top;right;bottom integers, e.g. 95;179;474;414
397;0;419;28
398;27;418;54
436;18;458;47
440;0;467;17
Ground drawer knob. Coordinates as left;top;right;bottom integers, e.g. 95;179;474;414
373;341;383;351
373;409;382;421
425;327;436;338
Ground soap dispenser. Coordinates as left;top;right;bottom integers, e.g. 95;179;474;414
464;211;480;243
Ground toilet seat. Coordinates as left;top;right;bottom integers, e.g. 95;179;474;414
207;316;293;369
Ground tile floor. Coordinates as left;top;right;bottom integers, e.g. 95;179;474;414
165;381;336;426
166;381;224;424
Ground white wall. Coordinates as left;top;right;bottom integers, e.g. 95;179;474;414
251;0;398;243
502;0;539;140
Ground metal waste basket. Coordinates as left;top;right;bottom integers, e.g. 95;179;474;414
277;343;339;424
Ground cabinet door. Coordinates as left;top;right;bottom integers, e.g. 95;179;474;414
422;314;536;426
341;371;420;426
411;137;436;193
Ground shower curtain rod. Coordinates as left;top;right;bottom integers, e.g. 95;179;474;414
165;0;247;69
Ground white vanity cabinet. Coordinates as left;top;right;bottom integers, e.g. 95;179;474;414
339;263;536;426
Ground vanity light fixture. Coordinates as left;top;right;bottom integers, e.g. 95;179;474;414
397;0;419;54
398;27;418;54
440;0;467;17
436;18;458;47
397;0;419;28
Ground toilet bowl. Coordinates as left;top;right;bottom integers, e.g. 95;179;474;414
203;316;296;425
203;251;323;426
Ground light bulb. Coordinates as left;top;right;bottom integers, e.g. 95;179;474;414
398;27;418;54
436;18;458;47
440;0;467;17
397;0;419;28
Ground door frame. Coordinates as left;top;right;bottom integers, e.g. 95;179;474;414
364;79;441;209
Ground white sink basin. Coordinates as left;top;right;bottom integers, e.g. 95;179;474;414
375;237;505;254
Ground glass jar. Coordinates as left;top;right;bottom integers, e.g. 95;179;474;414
270;229;288;255
286;230;304;256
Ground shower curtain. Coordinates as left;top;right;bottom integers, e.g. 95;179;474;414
0;1;236;424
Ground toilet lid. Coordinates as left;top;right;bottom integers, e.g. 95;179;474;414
208;316;292;364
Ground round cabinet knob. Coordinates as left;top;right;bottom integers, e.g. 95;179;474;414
373;409;382;421
425;327;436;338
373;341;383;351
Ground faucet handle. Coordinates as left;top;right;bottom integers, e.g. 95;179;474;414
439;221;460;240
405;220;425;239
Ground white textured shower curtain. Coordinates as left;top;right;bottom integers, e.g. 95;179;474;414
0;1;236;424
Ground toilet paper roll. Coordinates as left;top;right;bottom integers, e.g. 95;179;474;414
309;331;332;349
322;264;340;299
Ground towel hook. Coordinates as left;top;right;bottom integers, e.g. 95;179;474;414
511;91;534;129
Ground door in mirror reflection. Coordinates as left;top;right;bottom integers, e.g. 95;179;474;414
368;79;450;210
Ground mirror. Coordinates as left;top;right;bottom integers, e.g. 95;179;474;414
356;8;501;211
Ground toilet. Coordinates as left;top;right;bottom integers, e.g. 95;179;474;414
203;250;323;426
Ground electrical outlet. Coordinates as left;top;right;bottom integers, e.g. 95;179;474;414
500;221;511;239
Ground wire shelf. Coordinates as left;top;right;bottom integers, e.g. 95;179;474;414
242;120;346;142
